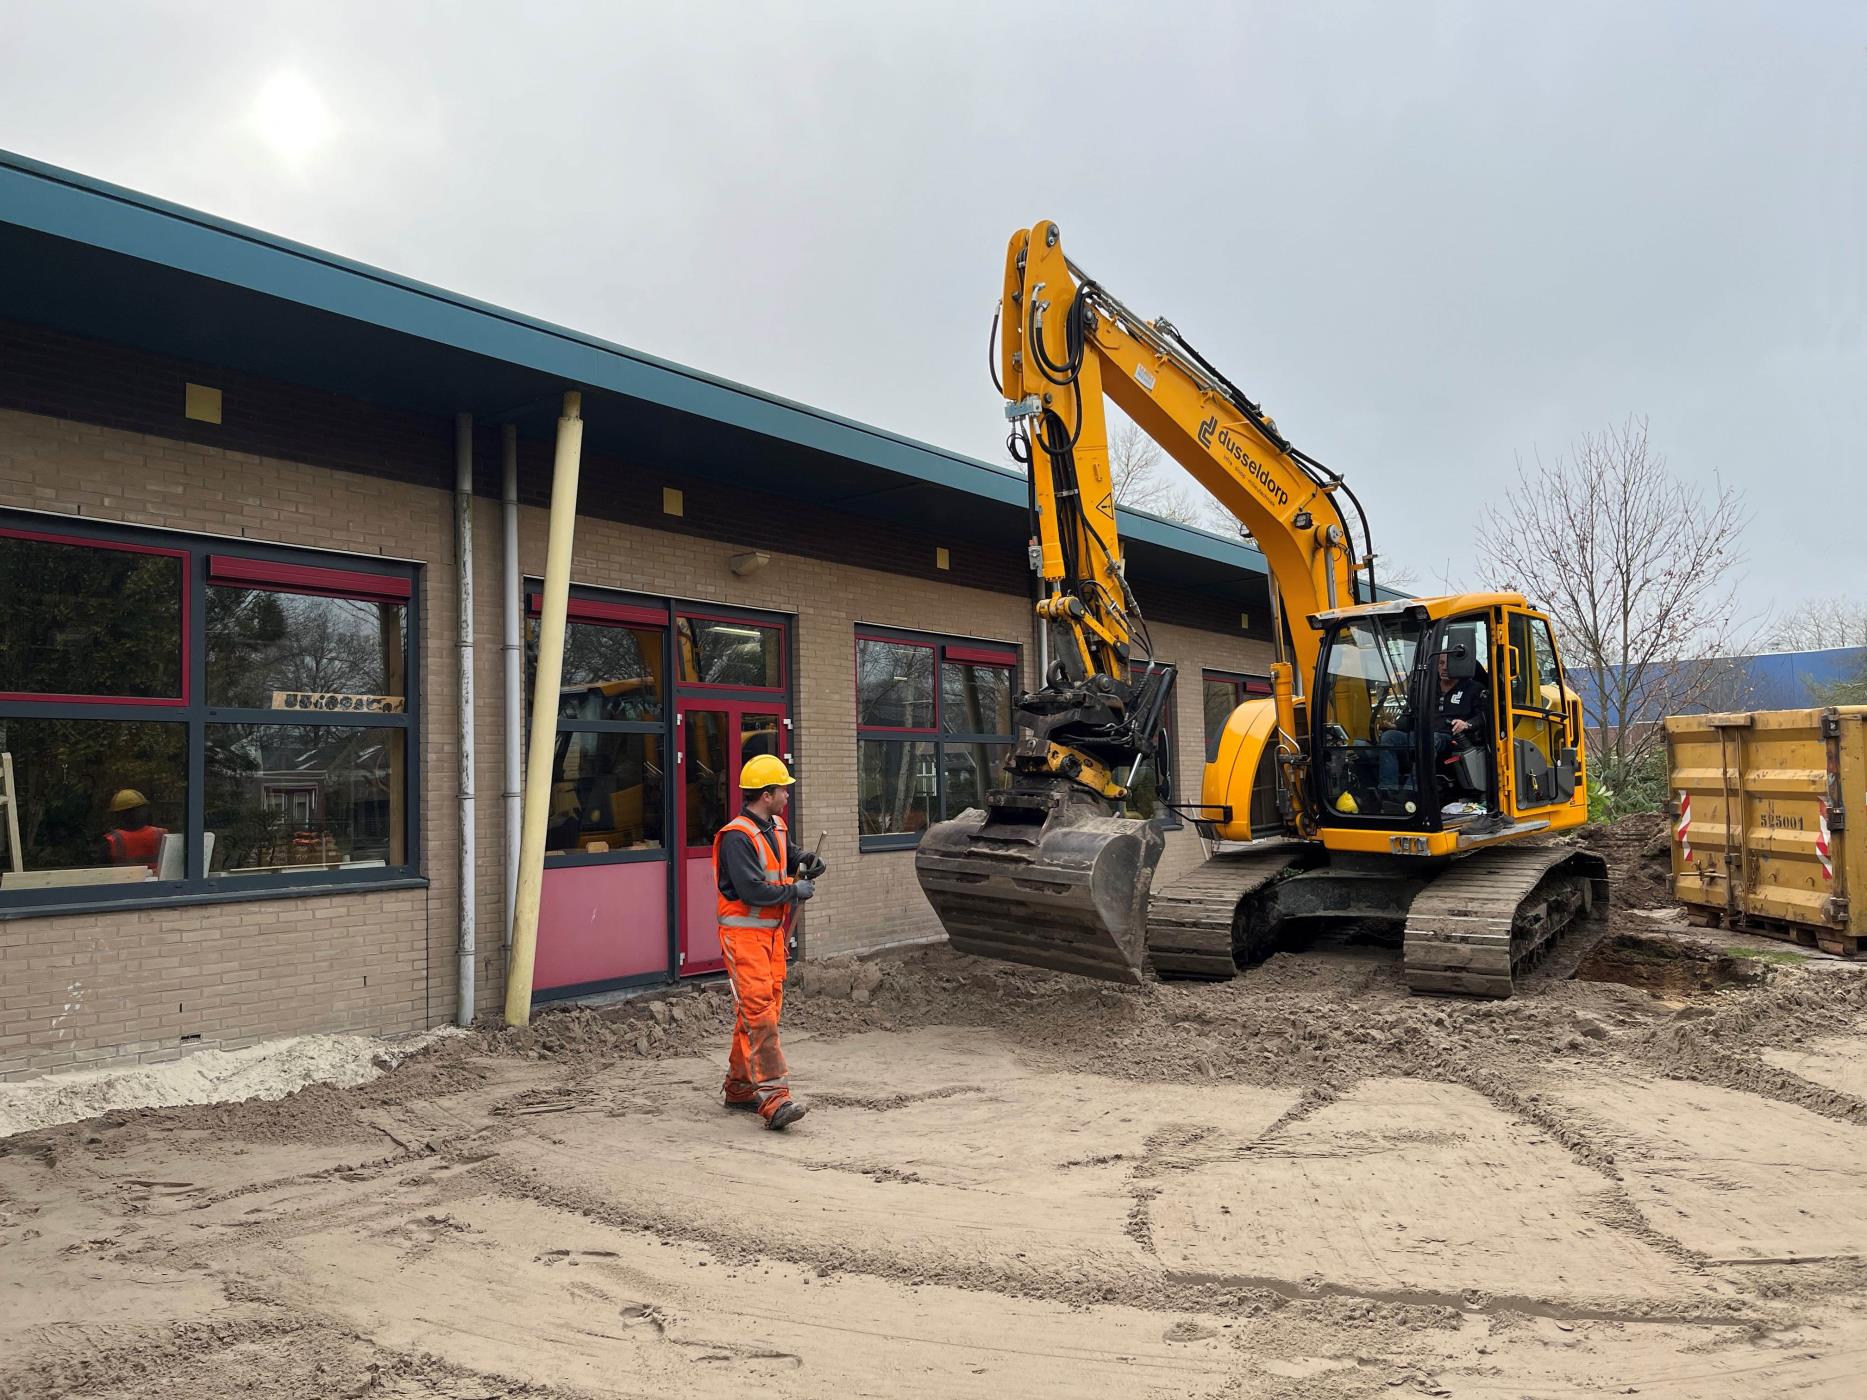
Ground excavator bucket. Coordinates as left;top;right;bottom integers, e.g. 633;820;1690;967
914;793;1166;983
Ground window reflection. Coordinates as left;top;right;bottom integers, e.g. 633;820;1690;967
0;535;183;699
684;712;730;846
942;741;1010;817
859;738;936;836
546;732;664;853
534;620;664;722
204;725;405;874
208;587;406;709
679;618;781;688
0;717;186;885
940;662;1012;735
857;640;935;727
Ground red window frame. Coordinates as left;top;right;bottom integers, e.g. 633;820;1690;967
209;555;411;604
855;629;1021;848
0;526;191;706
527;592;669;629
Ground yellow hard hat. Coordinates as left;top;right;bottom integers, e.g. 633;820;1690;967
1333;790;1360;815
739;754;795;789
110;789;150;813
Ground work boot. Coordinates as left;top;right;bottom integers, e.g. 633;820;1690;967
765;1099;808;1131
723;1096;760;1113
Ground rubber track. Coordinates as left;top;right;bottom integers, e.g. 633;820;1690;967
1145;843;1314;979
1402;843;1610;998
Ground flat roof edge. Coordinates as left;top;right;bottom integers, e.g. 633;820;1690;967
0;148;1270;578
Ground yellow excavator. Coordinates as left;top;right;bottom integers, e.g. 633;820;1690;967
914;222;1608;997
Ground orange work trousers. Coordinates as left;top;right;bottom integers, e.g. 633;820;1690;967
720;926;790;1119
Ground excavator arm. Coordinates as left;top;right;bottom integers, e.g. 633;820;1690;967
1002;221;1363;694
916;220;1372;980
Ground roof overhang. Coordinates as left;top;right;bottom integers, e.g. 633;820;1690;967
0;149;1290;599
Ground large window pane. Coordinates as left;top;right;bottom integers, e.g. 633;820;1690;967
857;640;935;728
1528;617;1563;709
679;618;781;688
741;712;783;766
532;619;663;722
546;731;664;854
943;741;1010;818
0;535;182;698
205;725;406;874
684;711;731;846
0;717;186;884
208;587;407;711
859;739;936;837
941;662;1013;736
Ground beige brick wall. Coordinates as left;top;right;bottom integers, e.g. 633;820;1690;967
1;405;1273;1074
0;408;460;1078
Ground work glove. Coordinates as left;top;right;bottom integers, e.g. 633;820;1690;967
800;853;827;880
792;878;816;903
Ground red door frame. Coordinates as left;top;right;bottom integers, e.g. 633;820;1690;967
674;696;792;976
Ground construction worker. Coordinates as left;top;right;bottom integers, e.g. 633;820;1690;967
103;789;165;874
714;754;825;1130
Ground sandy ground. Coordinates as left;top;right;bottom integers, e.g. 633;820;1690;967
0;1030;464;1139
8;829;1867;1397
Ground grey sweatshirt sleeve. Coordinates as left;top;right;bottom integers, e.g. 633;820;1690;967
718;828;798;907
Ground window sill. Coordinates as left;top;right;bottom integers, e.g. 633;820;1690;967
0;874;430;921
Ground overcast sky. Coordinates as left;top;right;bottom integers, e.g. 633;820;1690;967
2;1;1861;613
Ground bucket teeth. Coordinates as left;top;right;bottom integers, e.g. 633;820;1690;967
914;804;1166;983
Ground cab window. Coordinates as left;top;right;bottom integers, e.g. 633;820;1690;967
1507;613;1563;714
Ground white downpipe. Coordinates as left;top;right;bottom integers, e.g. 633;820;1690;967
454;414;477;1026
500;425;521;955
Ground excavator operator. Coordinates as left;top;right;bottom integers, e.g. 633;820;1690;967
713;754;825;1131
1378;653;1488;798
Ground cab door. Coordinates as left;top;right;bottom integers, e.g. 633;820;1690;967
1498;608;1579;816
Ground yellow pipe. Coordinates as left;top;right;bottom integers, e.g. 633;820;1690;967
503;391;585;1026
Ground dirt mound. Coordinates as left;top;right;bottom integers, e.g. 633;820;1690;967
0;1029;465;1141
1578;811;1674;912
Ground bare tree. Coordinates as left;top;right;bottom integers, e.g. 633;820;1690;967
1106;417;1206;526
1478;416;1752;784
1771;596;1867;652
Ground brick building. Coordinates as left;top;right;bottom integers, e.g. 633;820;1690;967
0;152;1283;1079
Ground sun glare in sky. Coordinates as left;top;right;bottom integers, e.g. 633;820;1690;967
252;71;333;163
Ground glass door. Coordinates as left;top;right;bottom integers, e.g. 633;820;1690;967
676;698;790;975
1500;609;1575;815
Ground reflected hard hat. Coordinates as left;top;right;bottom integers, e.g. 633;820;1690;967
110;789;150;813
740;754;795;789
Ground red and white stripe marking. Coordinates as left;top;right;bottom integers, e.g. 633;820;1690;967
1677;791;1692;863
1818;798;1834;882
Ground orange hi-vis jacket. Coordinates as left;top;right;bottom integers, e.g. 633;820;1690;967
105;825;166;874
713;813;792;929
